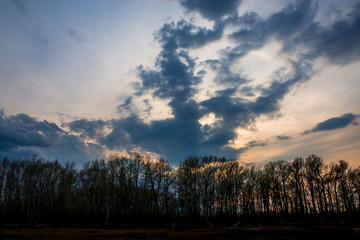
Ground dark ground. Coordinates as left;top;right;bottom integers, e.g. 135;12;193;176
1;223;360;240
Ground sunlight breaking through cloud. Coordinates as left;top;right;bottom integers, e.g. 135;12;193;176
0;0;359;166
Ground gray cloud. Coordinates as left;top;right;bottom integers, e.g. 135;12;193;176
0;110;103;164
300;2;360;64
225;0;360;65
0;110;63;152
44;134;104;164
134;34;201;101
205;59;249;85
277;135;291;141
100;1;320;163
240;86;255;97
303;113;359;135
101;102;204;163
267;0;317;41
201;88;253;129
180;0;242;20
117;96;133;113
2;0;359;165
156;20;225;49
68;119;107;139
224;0;317;61
101;55;310;163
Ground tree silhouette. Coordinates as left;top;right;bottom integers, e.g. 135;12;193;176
0;154;359;225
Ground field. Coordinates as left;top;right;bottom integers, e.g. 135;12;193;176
1;224;360;240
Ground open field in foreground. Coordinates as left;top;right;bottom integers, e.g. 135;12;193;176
1;224;360;240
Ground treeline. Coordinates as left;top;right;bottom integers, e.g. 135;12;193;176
0;154;359;225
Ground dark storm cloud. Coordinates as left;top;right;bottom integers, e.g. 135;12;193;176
199;92;244;150
205;59;248;85
107;17;216;162
198;60;310;152
81;0;360;163
138;20;225;101
180;0;242;20
199;60;310;136
47;134;103;163
240;86;255;97
275;0;360;64
156;20;224;49
201;88;253;128
227;12;268;56
102;100;204;162
226;0;317;60
135;46;201;101
4;0;359;164
225;0;360;65
195;1;316;90
0;110;103;164
267;0;317;41
113;58;310;163
297;2;360;64
104;1;321;163
68;119;107;139
303;113;359;135
0;110;63;152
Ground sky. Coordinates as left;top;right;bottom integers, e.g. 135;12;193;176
1;0;360;167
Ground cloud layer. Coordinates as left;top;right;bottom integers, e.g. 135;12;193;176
1;0;359;165
180;0;242;20
98;0;360;163
0;109;103;164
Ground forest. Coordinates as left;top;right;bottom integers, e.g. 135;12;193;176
0;154;359;225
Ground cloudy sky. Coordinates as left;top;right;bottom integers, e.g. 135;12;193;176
1;0;360;166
